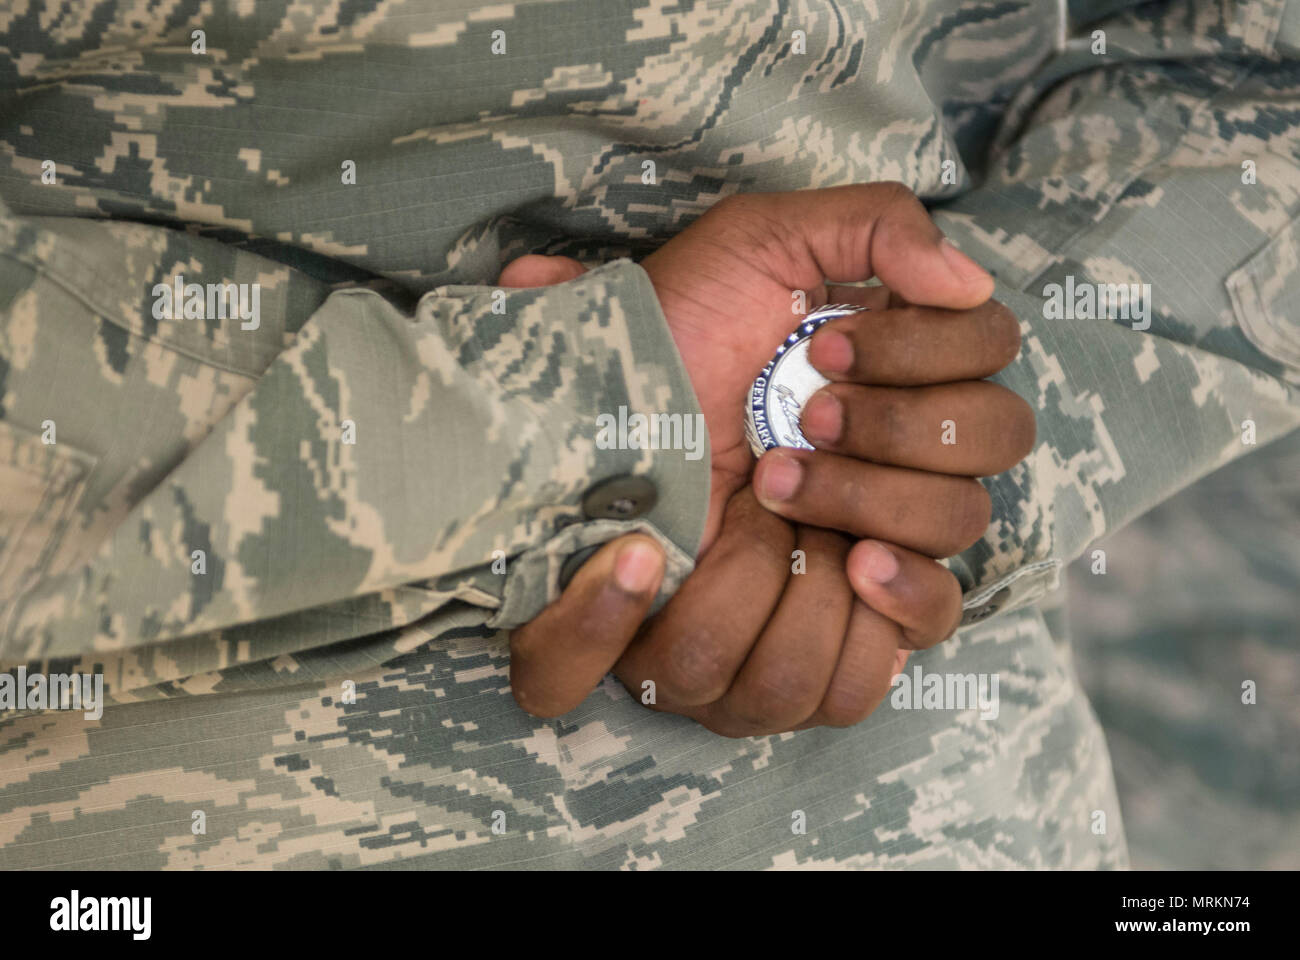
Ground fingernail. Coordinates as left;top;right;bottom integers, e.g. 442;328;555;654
801;390;842;444
857;540;900;584
940;237;991;283
810;329;854;374
758;451;803;503
614;540;662;593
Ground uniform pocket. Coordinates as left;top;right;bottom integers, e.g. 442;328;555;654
1225;216;1300;384
0;420;96;607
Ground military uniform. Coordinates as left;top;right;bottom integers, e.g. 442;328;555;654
1068;425;1300;869
0;0;1297;868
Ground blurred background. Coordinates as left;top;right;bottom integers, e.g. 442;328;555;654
1068;427;1300;869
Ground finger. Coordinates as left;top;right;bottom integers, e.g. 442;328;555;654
800;599;903;729
615;488;794;708
800;380;1036;476
752;449;991;558
498;254;588;288
745;184;994;309
845;540;963;650
509;534;665;718
806;298;1022;386
709;527;855;735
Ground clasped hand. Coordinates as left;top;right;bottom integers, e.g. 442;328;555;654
504;184;1034;737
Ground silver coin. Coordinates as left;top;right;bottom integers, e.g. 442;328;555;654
745;303;864;458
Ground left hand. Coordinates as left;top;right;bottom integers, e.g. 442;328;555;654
499;185;1034;560
637;184;1014;555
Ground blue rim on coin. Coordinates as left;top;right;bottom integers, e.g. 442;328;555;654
745;303;866;458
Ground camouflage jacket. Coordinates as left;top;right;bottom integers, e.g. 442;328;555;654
0;0;1297;868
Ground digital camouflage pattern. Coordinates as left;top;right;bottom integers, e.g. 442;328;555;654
0;0;1298;868
1069;426;1300;870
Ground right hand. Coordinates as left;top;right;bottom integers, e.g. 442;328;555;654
638;184;1027;556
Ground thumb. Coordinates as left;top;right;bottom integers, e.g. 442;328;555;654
498;254;587;288
751;183;994;310
509;534;665;718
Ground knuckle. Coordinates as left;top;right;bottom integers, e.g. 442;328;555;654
892;304;929;329
659;628;733;704
700;715;766;739
877;391;909;462
882;307;928;373
510;681;568;720
873;180;919;209
725;492;797;559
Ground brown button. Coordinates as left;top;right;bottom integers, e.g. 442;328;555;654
581;475;657;520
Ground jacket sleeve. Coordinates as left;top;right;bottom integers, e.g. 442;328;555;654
0;202;708;689
935;1;1300;627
